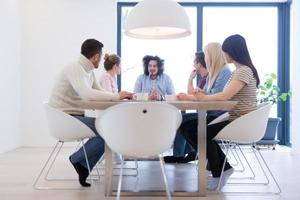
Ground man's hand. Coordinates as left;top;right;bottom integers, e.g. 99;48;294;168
149;90;161;100
119;91;133;100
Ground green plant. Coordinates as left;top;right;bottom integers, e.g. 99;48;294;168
258;73;291;104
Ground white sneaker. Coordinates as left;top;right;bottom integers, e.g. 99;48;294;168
219;168;234;190
207;177;220;191
206;168;234;191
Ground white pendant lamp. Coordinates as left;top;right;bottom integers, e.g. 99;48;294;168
124;0;191;39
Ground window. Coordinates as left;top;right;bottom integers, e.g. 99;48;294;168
117;2;290;145
203;6;278;116
120;6;197;94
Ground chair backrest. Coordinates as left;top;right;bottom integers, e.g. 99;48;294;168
208;112;230;125
44;103;95;142
95;102;182;158
214;103;272;144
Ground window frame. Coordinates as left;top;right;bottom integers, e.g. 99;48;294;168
117;1;291;145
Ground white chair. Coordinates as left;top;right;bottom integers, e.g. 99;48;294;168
213;103;281;194
95;102;182;200
33;103;98;189
210;104;266;180
209;112;230;125
209;113;255;177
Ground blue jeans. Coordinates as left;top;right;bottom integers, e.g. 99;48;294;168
173;112;222;157
173;132;194;157
173;113;198;157
69;116;104;170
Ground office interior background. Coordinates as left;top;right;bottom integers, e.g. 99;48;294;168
0;0;299;198
1;0;298;153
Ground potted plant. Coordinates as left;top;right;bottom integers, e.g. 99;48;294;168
256;73;291;149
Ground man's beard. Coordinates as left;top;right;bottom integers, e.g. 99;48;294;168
94;62;99;69
150;72;157;79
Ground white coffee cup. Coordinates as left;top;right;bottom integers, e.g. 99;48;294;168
133;93;149;101
165;95;177;101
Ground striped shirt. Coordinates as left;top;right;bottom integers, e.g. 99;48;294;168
227;66;258;121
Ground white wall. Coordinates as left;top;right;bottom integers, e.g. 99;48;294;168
291;0;300;154
0;0;21;153
20;0;117;146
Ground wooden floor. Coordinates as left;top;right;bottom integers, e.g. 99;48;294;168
0;146;299;200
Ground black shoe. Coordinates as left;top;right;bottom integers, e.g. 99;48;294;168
181;152;197;163
69;156;91;187
164;156;185;163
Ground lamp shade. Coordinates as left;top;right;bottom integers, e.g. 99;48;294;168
124;0;191;39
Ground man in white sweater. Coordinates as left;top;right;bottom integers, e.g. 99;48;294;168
49;39;132;187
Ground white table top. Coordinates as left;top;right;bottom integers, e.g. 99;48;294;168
77;100;237;111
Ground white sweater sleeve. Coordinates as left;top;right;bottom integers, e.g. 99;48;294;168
92;73;102;90
66;65;120;101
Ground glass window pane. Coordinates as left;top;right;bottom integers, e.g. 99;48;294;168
203;6;278;116
120;7;197;94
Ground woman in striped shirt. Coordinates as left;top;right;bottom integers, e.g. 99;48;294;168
177;34;260;190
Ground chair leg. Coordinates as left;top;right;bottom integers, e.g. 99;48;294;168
96;157;138;177
117;155;124;200
217;141;230;191
227;143;239;166
221;141;232;161
158;155;172;200
75;140;100;181
231;144;244;171
89;155;102;181
44;141;99;182
216;144;259;184
219;144;281;194
236;144;256;179
93;155;102;180
227;145;271;185
44;142;64;181
253;149;281;194
252;146;270;185
134;159;139;177
75;141;81;150
33;141;61;189
255;148;281;194
81;140;93;185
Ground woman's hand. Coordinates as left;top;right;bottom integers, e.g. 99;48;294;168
193;91;206;100
177;93;197;101
192;87;203;94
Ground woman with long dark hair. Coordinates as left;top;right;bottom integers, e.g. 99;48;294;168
177;34;259;190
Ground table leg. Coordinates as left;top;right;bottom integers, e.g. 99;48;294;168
197;109;207;196
104;143;113;196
